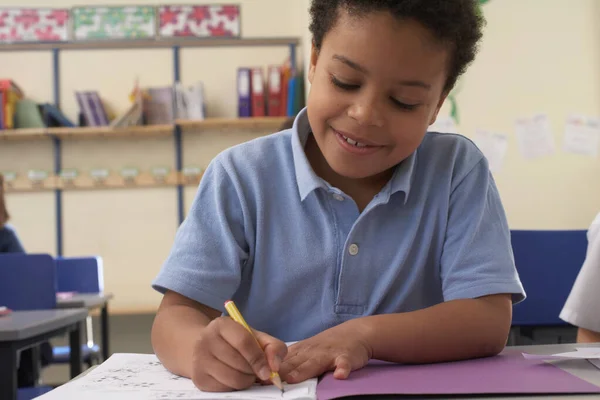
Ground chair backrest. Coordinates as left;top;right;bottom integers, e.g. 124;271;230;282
0;253;57;310
511;230;588;327
55;256;104;293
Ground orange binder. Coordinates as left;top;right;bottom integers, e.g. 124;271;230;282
280;60;292;117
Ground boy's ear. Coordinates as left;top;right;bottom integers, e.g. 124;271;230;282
308;42;319;84
428;91;450;126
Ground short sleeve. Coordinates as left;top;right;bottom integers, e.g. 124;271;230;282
559;219;600;332
152;158;249;312
440;158;525;303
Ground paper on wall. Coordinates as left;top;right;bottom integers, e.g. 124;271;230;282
473;130;508;173
563;115;600;157
515;114;555;159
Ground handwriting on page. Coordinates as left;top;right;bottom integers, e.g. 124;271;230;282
37;353;317;400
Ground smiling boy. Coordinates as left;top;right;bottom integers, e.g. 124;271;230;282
151;0;525;392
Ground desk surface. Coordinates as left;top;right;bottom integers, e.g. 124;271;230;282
0;309;88;341
56;293;113;309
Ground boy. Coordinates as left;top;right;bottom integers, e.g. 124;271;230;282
152;0;526;392
560;212;600;343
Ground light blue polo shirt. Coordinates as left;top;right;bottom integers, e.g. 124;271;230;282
152;108;525;342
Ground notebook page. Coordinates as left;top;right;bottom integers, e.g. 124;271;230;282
37;353;317;400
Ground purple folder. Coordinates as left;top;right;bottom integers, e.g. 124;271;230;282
237;67;252;117
317;352;600;399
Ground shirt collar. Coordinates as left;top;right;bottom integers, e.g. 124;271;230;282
290;107;417;204
291;108;327;201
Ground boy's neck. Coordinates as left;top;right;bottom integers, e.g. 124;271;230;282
305;134;394;212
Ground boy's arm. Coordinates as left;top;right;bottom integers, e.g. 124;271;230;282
361;294;511;363
281;294;511;383
151;290;221;378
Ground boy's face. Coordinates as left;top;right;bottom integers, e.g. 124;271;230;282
307;10;450;180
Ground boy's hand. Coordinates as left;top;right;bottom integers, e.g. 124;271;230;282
279;319;373;383
191;316;287;392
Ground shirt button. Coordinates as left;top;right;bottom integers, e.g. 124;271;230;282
348;244;359;256
333;193;344;201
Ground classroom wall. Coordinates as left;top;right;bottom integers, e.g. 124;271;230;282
1;0;599;313
445;0;600;229
0;0;308;313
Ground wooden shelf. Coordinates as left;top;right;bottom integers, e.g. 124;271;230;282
177;117;291;132
0;37;300;52
3;171;203;193
0;118;291;141
47;124;174;139
0;128;49;141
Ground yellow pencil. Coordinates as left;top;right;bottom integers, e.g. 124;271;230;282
224;300;284;393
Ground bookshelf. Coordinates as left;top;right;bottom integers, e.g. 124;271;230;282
0;37;300;257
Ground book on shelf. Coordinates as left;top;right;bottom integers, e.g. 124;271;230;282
0;79;24;129
143;86;174;125
75;91;109;127
14;99;45;129
110;84;143;128
174;81;205;121
40;103;75;127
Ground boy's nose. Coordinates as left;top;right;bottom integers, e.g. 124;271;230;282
347;99;384;128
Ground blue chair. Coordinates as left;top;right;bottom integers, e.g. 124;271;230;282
0;254;57;311
17;385;53;400
0;253;99;368
510;230;588;330
56;256;104;294
54;256;103;365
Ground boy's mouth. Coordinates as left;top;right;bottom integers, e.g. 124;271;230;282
333;128;382;155
341;134;368;148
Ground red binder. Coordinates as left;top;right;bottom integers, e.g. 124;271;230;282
251;67;266;117
267;65;283;116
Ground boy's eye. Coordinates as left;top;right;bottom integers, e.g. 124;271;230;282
330;75;420;111
330;76;360;91
391;98;419;111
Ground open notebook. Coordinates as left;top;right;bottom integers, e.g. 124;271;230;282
37;349;600;399
37;353;317;400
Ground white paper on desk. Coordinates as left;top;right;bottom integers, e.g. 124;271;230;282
515;114;556;159
473;130;508;173
589;358;600;371
523;347;600;361
37;353;317;400
563;115;600;157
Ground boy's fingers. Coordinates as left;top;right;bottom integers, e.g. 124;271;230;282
194;354;255;392
333;355;352;380
219;321;271;381
254;330;288;371
208;333;254;375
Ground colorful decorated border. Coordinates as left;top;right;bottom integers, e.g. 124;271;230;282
0;8;69;43
158;4;240;38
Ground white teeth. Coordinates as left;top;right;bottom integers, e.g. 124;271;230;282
343;135;368;148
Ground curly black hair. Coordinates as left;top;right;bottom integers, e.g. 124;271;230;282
309;0;485;93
